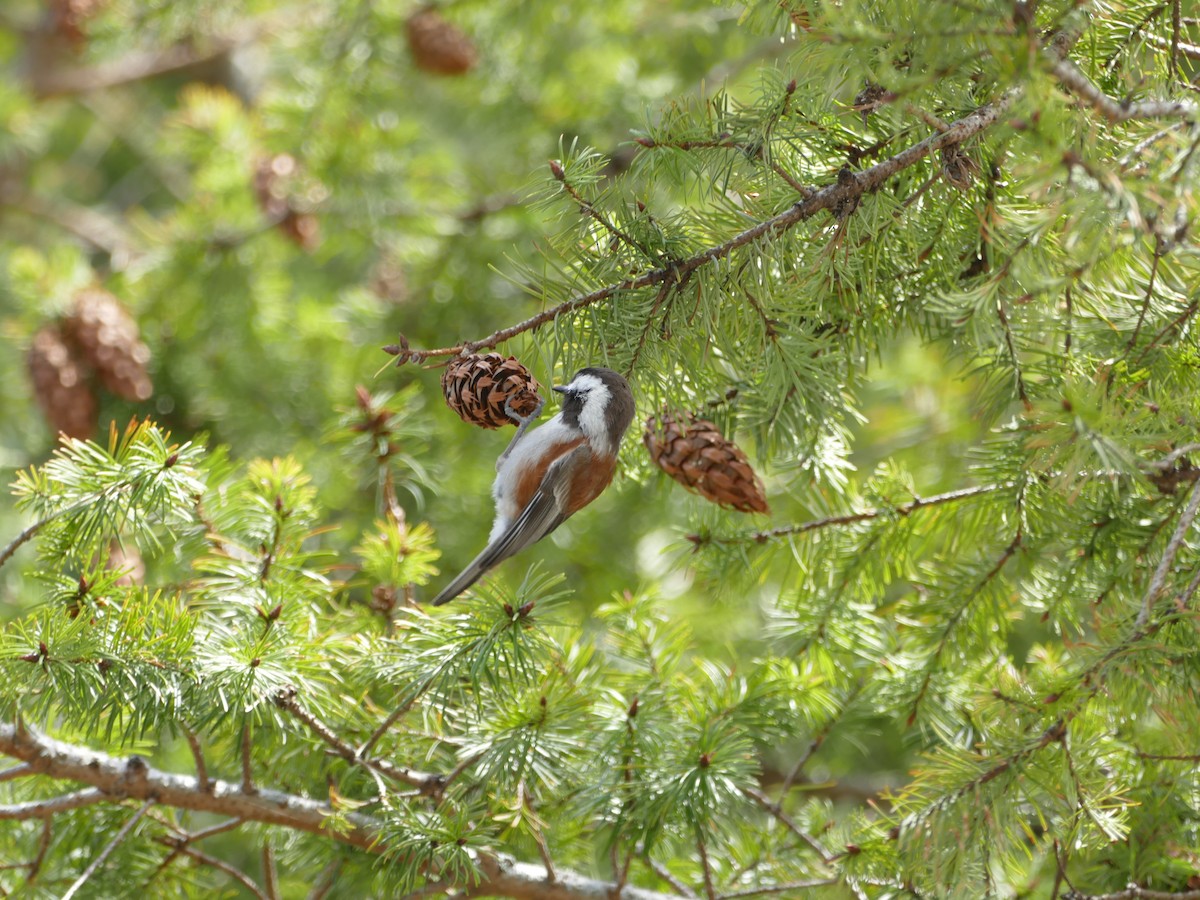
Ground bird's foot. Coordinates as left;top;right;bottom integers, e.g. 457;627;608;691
496;395;545;468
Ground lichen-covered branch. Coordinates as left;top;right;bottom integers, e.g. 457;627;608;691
0;722;685;900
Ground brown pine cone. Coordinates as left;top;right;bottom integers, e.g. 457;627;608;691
644;412;769;513
406;7;477;76
27;325;98;440
63;288;152;401
441;353;542;429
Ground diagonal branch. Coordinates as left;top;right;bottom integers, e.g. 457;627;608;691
273;687;445;793
389;97;1015;365
61;798;155;900
0;721;685;900
0;788;108;819
1135;478;1200;627
1048;57;1198;122
690;483;1013;546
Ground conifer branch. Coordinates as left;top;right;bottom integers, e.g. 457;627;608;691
0;787;107;819
155;840;269;900
307;859;341;900
1135;478;1200;627
716;881;839;900
696;832;717;900
1048;57;1199;122
273;687;445;792
689;483;1013;546
549;160;659;261
644;855;698;899
241;723;256;795
182;726;210;793
1063;887;1200;900
909;529;1023;723
262;841;280;900
742;787;833;863
0;762;32;782
0;521;46;572
0;722;687;900
60;797;154;900
388;97;1013;365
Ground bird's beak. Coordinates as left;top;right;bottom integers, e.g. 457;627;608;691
552;385;568;394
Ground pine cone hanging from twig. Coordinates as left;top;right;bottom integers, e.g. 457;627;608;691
63;288;153;402
644;412;769;513
441;353;542;429
27;325;99;440
406;7;477;76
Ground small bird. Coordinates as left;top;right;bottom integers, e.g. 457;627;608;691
430;367;635;606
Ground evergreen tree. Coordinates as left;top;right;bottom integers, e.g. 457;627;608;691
1;1;1199;898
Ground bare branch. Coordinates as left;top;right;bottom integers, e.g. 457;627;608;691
0;522;46;573
1136;478;1200;627
0;763;32;783
159;841;269;900
0;722;686;900
696;832;717;900
27;32;253;99
691;483;1013;546
1048;57;1198;122
716;881;839;899
1063;886;1200;900
273;687;444;793
643;855;698;899
60;798;154;900
742;787;832;863
181;726;210;793
241;723;256;795
0;788;107;819
306;859;342;900
262;841;280;900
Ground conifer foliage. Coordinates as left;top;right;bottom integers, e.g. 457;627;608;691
2;1;1199;898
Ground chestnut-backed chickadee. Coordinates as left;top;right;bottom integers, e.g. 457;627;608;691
429;367;635;606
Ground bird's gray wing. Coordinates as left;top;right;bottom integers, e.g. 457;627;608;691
429;445;586;606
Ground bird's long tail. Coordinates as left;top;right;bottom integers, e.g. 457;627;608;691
428;548;495;606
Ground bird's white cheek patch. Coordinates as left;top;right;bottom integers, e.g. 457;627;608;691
571;375;610;444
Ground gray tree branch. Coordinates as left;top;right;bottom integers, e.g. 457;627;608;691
0;721;684;900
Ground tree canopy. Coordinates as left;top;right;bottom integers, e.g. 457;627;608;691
1;1;1199;898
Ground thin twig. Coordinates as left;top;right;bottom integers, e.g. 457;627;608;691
389;96;1014;365
359;675;435;758
696;832;717;900
1049;56;1198;121
0;763;32;783
162;842;269;900
1136;479;1200;627
644;855;698;898
550;161;658;261
241;723;256;795
182;726;209;793
60;798;154;900
0;721;684;900
306;859;342;900
0;788;108;819
742;787;832;863
909;529;1023;722
517;781;556;883
716;881;839;899
1063;887;1200;900
26;818;52;883
691;483;1012;546
273;688;443;792
262;841;280;900
0;522;44;572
